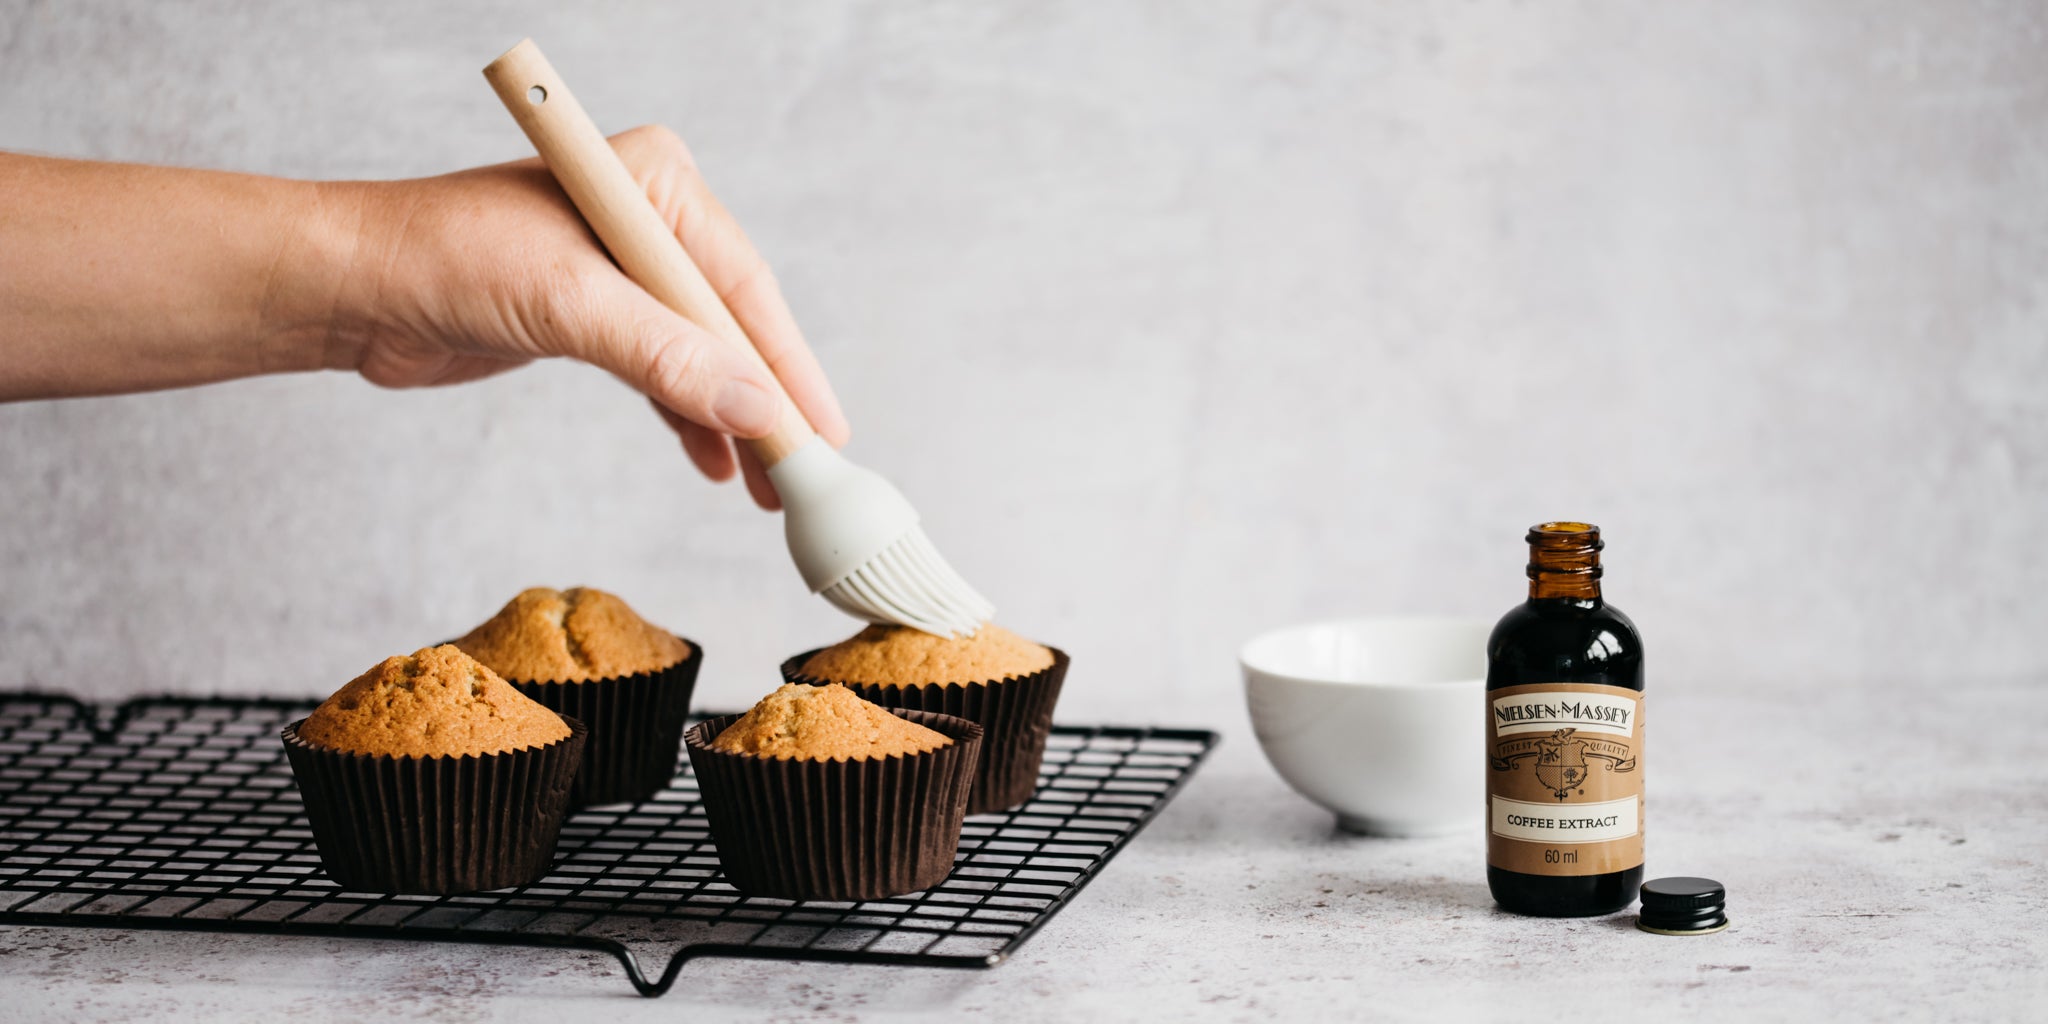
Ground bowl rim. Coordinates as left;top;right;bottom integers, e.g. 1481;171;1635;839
1238;614;1491;690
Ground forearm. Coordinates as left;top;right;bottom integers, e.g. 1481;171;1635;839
0;135;849;507
0;153;364;400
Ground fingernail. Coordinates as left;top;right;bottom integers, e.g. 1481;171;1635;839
714;379;778;437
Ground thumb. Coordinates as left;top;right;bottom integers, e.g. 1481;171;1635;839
547;271;781;438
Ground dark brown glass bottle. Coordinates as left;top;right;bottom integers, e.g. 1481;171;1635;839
1486;522;1645;916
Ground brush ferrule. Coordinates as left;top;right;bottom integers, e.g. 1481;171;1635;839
766;438;995;637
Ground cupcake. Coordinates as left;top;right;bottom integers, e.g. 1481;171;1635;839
684;683;982;901
281;644;585;894
781;624;1067;814
453;587;701;806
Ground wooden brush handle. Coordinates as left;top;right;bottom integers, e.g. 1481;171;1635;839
483;38;813;465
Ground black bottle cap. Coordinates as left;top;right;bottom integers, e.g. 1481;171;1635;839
1636;876;1728;935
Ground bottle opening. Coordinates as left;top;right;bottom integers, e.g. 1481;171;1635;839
1526;521;1604;594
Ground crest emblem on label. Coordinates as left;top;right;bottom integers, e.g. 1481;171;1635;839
1491;726;1638;801
1535;729;1587;798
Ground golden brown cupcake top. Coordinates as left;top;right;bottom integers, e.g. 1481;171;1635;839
798;624;1054;687
296;645;571;758
453;586;690;682
711;683;951;761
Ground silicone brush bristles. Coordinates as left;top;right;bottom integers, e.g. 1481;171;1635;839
821;528;996;638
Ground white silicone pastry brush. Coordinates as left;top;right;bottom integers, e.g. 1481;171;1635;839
484;39;994;637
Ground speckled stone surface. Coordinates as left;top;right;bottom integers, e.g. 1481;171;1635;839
4;674;2042;1021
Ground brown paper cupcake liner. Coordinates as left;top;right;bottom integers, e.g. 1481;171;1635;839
684;709;982;901
781;647;1068;815
504;640;702;807
281;717;586;895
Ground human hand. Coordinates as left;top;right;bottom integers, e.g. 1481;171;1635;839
327;125;849;509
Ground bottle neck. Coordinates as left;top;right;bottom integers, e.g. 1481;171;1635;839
1526;521;1604;603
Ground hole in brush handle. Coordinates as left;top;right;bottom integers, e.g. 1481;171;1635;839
528;84;547;104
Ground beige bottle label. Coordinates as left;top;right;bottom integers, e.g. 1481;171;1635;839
1486;683;1644;876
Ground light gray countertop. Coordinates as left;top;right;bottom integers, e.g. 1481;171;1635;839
5;674;2043;1022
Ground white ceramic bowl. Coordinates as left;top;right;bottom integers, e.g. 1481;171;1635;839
1241;616;1490;837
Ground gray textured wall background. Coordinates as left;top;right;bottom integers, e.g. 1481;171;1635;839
0;1;2042;722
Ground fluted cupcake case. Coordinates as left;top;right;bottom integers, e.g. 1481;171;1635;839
503;639;701;807
685;709;982;901
281;718;586;895
780;648;1067;815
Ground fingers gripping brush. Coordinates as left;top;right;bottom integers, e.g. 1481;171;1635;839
485;39;995;637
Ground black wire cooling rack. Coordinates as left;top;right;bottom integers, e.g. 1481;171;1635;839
0;693;1215;996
